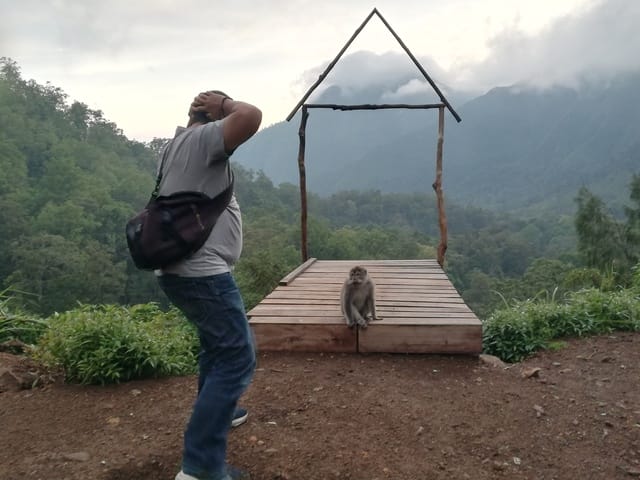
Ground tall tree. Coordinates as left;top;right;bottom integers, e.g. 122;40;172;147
575;186;631;275
624;174;640;266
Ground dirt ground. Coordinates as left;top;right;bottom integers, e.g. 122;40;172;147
1;333;640;480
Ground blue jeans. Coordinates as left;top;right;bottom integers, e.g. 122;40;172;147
158;272;256;480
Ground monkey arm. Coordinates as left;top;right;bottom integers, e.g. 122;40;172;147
341;281;355;326
365;283;381;320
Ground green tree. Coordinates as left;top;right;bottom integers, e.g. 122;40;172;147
624;174;640;265
574;187;628;271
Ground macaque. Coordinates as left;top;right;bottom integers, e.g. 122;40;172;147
340;266;380;328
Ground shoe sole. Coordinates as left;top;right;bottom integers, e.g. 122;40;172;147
231;412;248;428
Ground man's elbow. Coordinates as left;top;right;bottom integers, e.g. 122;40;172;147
224;105;263;150
238;104;262;135
249;107;262;135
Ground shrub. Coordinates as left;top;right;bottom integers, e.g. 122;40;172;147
483;286;640;363
567;288;640;333
482;300;554;363
631;264;640;291
35;303;198;384
0;288;48;345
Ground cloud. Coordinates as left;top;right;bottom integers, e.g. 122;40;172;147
298;50;451;104
295;0;640;102
454;0;640;90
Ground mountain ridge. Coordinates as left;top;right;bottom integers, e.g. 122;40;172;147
233;71;640;215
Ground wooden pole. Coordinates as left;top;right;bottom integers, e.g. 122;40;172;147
433;106;448;267
297;106;310;262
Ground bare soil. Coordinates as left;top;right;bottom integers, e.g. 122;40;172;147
2;333;640;480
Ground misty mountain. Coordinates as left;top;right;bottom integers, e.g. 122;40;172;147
233;72;640;214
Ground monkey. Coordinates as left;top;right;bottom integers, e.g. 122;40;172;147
340;266;381;329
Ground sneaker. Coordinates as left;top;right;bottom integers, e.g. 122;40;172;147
175;466;250;480
175;471;198;480
231;407;248;428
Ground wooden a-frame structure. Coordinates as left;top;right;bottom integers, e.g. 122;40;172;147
286;7;462;267
247;9;481;355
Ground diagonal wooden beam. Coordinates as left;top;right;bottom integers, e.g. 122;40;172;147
286;9;378;121
373;9;461;123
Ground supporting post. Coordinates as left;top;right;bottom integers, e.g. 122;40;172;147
297;106;310;262
433;106;448;267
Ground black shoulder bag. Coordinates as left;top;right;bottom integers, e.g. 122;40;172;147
125;145;234;271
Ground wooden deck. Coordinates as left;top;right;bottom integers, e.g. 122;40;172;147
248;259;482;354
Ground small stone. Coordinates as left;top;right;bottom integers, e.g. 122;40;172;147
131;389;142;396
522;367;542;379
492;461;506;471
479;354;507;368
106;417;121;426
63;452;90;462
416;426;424;435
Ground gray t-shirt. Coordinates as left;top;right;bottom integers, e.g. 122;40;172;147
156;120;242;277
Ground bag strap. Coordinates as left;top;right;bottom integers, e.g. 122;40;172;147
151;142;172;199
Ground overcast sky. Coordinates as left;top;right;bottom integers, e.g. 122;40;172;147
2;0;638;141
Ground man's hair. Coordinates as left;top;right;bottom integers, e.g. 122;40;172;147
189;90;232;124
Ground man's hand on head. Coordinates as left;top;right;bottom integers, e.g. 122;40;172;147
187;90;261;153
190;91;227;122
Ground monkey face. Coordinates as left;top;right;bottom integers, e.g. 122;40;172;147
349;266;368;284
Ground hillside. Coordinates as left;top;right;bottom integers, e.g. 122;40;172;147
233;72;640;214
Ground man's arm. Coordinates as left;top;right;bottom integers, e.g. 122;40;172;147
190;92;262;153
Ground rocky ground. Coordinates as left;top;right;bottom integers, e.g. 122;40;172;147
1;333;640;480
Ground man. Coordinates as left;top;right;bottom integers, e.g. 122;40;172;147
156;91;261;480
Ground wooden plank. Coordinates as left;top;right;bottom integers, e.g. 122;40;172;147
289;278;453;285
249;305;476;316
309;271;448;277
311;259;438;265
258;297;467;306
307;267;444;273
358;324;482;354
261;296;463;304
261;293;465;302
248;315;479;325
279;257;317;285
275;283;460;290
248;315;343;324
307;262;443;268
299;274;451;281
311;262;440;266
250;303;476;318
295;279;452;286
264;289;463;297
251;323;357;353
